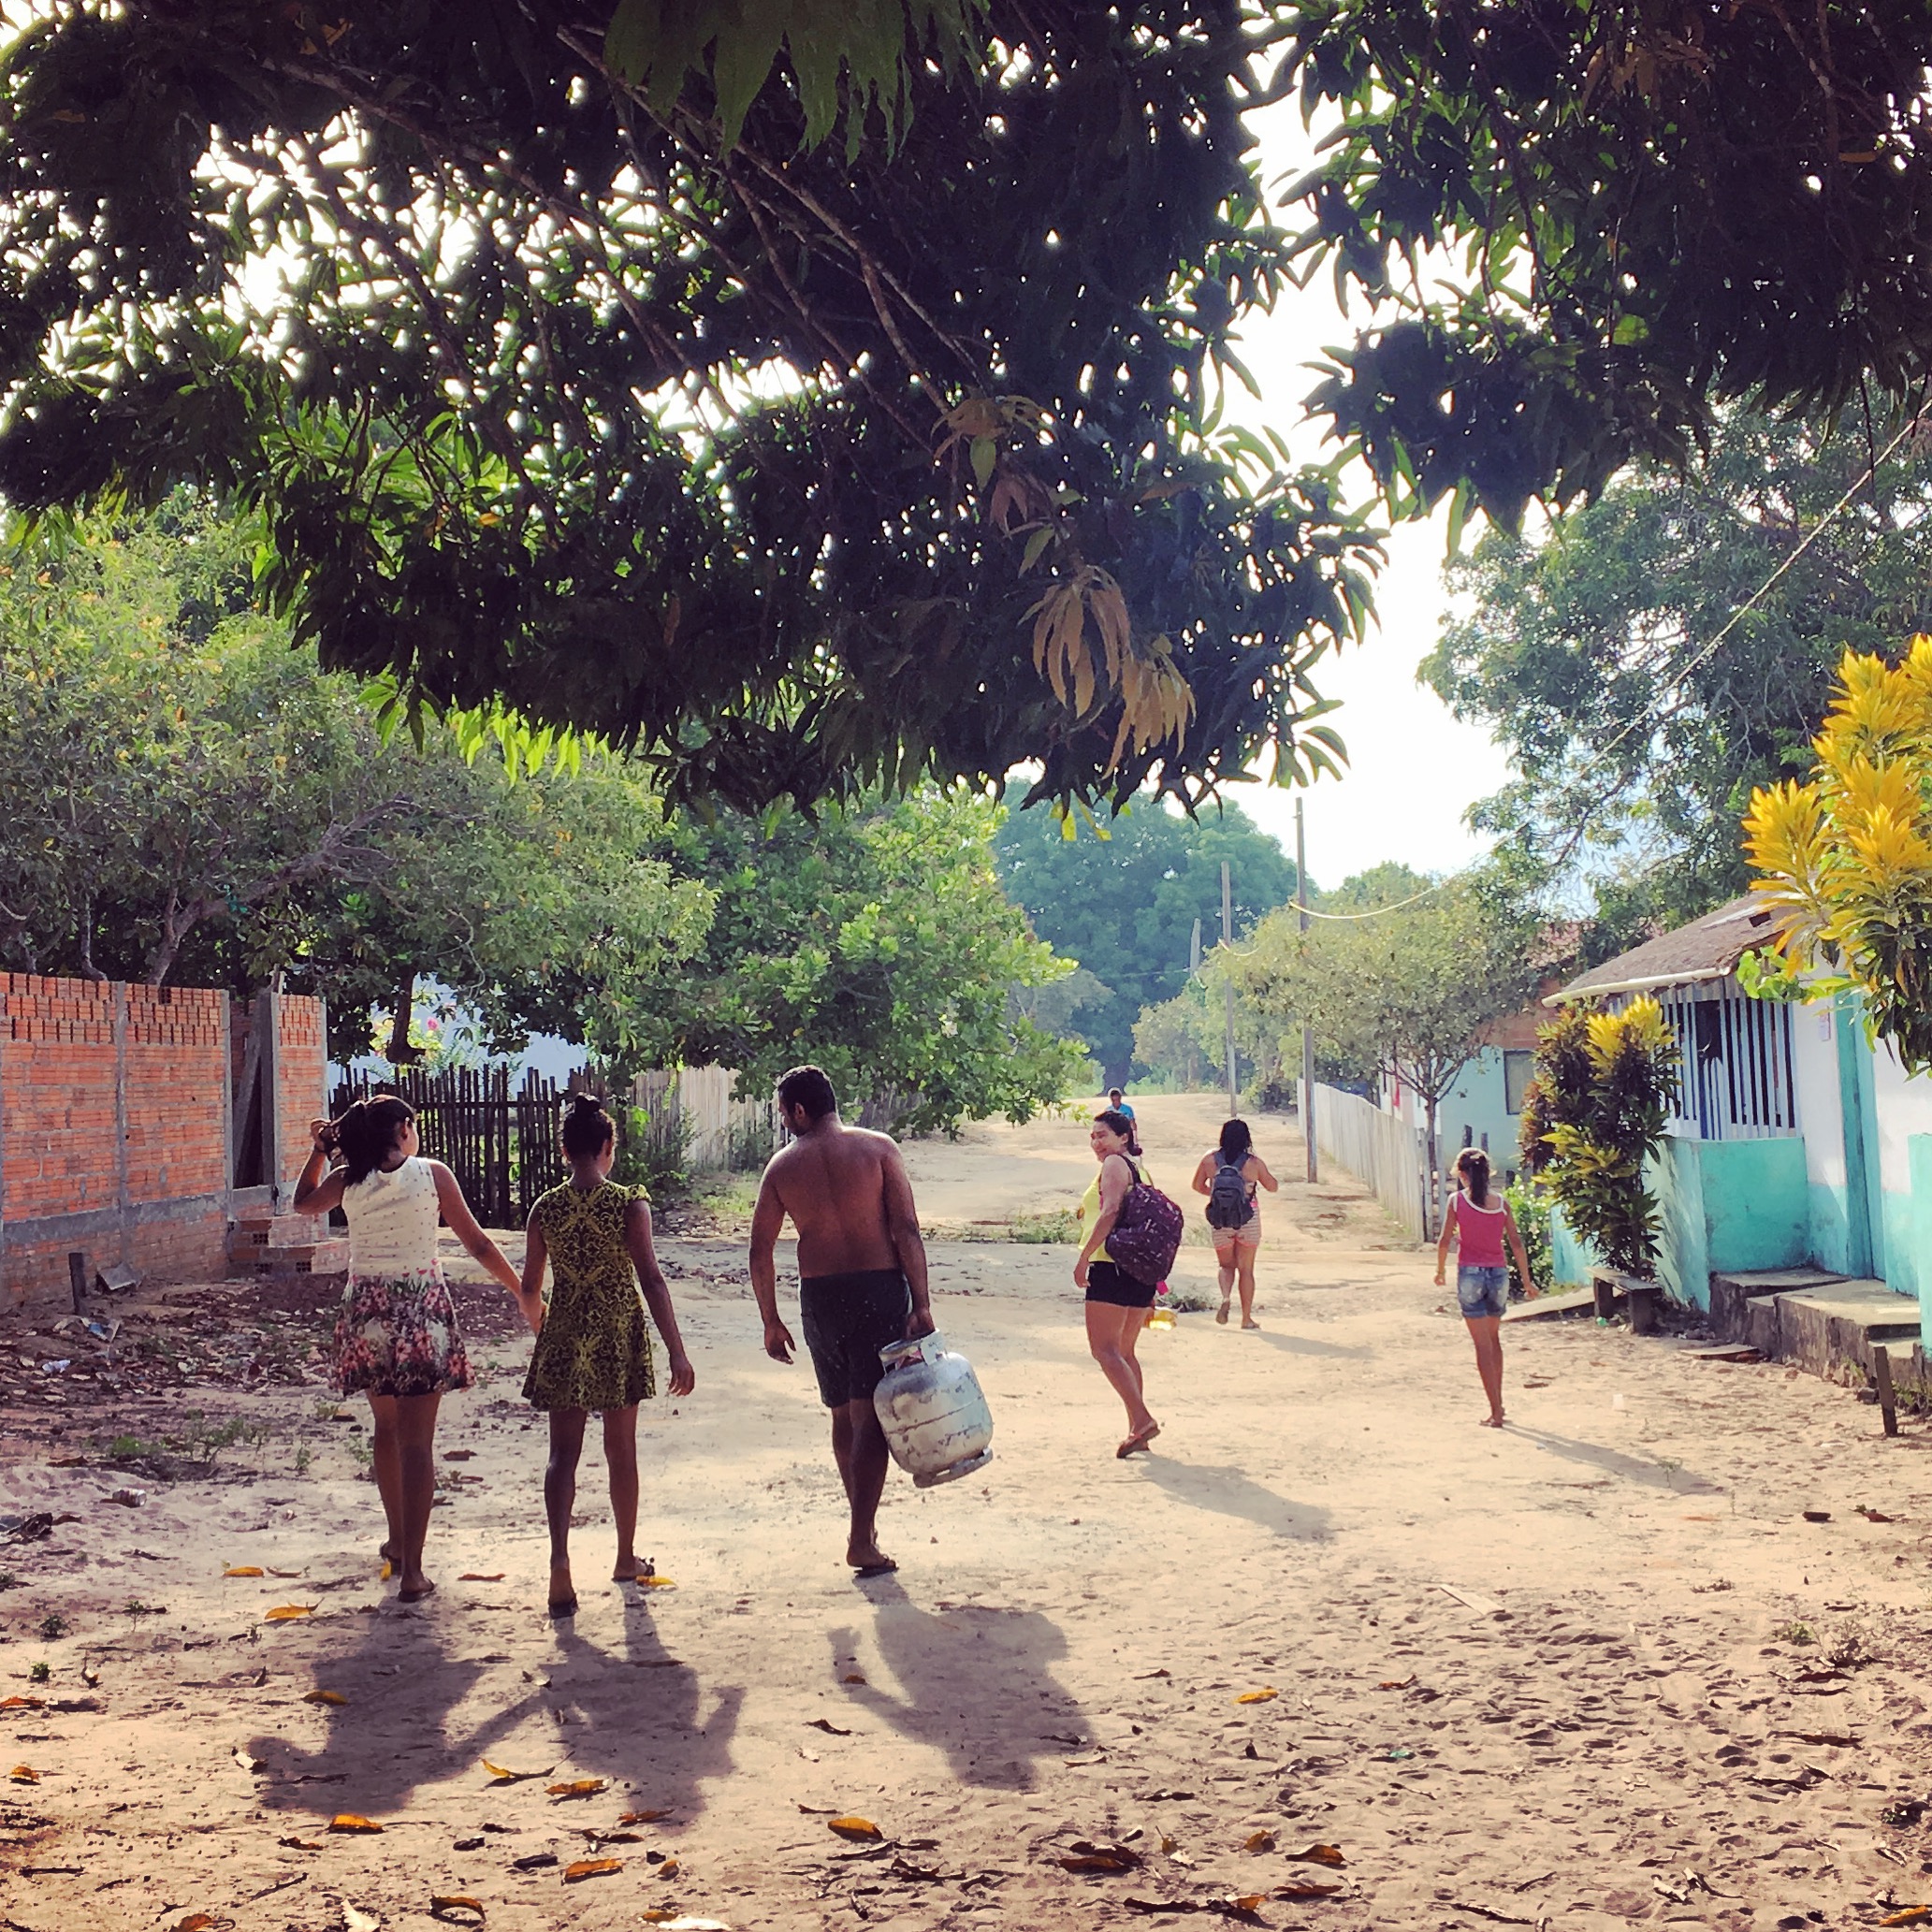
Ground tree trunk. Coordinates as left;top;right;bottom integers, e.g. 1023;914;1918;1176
386;977;421;1065
75;894;107;983
1424;1092;1440;1240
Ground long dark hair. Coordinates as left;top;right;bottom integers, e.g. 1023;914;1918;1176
1094;1107;1141;1157
327;1095;414;1188
1456;1146;1491;1208
1218;1118;1253;1162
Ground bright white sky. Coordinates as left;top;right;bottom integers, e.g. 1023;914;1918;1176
1203;104;1518;893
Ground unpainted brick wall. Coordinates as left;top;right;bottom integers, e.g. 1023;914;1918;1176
1;974;326;1309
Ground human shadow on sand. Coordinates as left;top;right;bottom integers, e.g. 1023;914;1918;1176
827;1575;1083;1790
246;1590;741;1823
1509;1423;1718;1492
1131;1457;1334;1539
1240;1327;1373;1360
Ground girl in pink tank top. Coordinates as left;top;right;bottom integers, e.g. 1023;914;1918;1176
1432;1148;1534;1428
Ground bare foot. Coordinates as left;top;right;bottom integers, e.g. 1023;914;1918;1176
613;1555;652;1584
1215;1300;1230;1326
1242;1318;1261;1330
548;1562;577;1615
848;1540;896;1577
1480;1413;1505;1429
398;1574;437;1604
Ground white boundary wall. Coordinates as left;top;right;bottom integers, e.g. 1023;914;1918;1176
1314;1082;1428;1242
632;1065;779;1172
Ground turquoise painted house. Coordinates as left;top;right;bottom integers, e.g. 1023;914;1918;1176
1546;895;1932;1326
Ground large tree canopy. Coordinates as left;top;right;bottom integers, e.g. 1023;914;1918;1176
993;777;1299;1082
1282;2;1932;527
0;0;1379;813
1422;412;1932;952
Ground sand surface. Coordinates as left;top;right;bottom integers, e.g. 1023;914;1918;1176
4;1094;1932;1932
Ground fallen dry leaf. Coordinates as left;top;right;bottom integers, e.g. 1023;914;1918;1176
841;1671;866;1684
303;1689;348;1707
1377;1676;1416;1691
223;1565;265;1578
807;1718;852;1736
1243;1831;1277;1853
458;1573;504;1582
429;1896;486;1921
9;1764;39;1782
640;1576;677;1589
269;1567;302;1578
0;1694;44;1710
481;1758;552;1784
1277;1881;1345;1900
1286;1843;1346;1867
829;1815;884;1842
563;1856;623;1881
639;1919;732;1930
278;1836;325;1851
170;1917;217;1932
263;1604;316;1622
546;1777;609;1800
231;1747;264;1775
329;1812;385;1833
658;1856;680;1879
1059;1842;1143;1874
619;1809;675;1824
344;1908;380;1932
1881;1911;1932;1927
1235;1688;1278;1705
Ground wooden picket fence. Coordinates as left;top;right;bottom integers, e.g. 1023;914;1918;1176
328;1065;567;1227
1313;1082;1433;1242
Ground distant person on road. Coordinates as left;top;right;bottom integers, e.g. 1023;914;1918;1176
1074;1109;1162;1458
520;1093;696;1619
1192;1118;1279;1329
749;1066;935;1578
1107;1086;1135;1123
297;1096;533;1603
1432;1147;1535;1428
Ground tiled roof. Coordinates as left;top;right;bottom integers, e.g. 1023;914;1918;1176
1550;894;1779;1003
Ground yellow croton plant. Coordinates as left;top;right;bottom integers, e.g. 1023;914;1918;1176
1743;635;1932;1070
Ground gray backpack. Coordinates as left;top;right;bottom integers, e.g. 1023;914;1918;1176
1205;1151;1251;1229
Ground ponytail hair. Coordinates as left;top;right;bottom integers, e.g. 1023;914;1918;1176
1456;1145;1491;1208
561;1091;616;1159
1094;1107;1141;1157
327;1095;415;1187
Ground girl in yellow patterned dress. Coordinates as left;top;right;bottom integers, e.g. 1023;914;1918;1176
520;1093;695;1617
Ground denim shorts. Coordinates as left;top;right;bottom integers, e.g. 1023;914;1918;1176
1456;1264;1509;1319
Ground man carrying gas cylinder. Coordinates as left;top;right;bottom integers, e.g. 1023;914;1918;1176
749;1065;935;1577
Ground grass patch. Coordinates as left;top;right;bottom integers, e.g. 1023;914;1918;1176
36;1613;68;1642
1777;1620;1816;1646
1009;1209;1081;1244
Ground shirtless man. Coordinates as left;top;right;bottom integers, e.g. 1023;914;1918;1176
749;1065;934;1576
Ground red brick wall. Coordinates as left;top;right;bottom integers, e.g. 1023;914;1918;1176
274;994;327;1180
1;975;327;1311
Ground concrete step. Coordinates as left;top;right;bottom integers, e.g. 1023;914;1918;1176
239;1238;350;1278
1710;1266;1848;1343
1746;1278;1919;1379
226;1213;325;1265
1502;1287;1596;1324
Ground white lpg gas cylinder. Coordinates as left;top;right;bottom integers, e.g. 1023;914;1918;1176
873;1330;995;1488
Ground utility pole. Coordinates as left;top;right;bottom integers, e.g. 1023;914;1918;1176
1221;861;1238;1113
1297;797;1316;1184
1188;917;1202;1092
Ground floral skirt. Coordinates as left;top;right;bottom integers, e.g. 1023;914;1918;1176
333;1269;473;1399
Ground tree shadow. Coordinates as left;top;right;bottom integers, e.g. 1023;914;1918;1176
245;1591;740;1822
1507;1424;1718;1492
827;1575;1083;1790
1131;1458;1334;1539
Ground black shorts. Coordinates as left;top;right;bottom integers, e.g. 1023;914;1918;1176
1085;1260;1157;1309
799;1268;911;1408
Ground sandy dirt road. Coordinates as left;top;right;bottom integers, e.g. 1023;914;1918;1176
4;1095;1932;1932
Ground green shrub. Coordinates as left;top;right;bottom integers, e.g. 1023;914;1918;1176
1503;1177;1554;1289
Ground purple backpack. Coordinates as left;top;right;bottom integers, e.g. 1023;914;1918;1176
1107;1160;1184;1287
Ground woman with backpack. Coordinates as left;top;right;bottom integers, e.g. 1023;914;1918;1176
1191;1118;1279;1329
1074;1108;1181;1458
